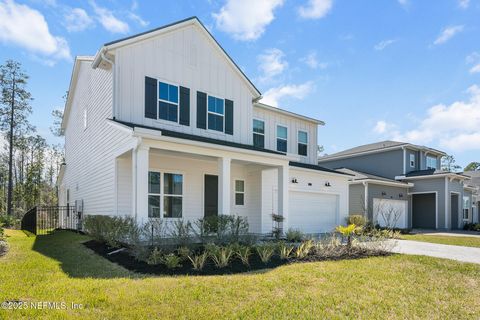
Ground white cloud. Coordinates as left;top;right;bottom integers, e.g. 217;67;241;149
261;82;313;107
397;0;409;8
298;0;333;19
257;48;288;82
212;0;284;41
466;52;480;74
90;0;129;34
391;85;480;152
300;51;328;69
0;0;71;62
64;8;94;32
433;25;464;45
458;0;470;8
374;39;397;51
373;121;388;134
128;12;149;27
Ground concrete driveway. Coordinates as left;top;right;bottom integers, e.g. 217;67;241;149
390;240;480;264
410;229;480;238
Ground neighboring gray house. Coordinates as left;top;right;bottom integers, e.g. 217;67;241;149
464;171;480;223
319;141;478;230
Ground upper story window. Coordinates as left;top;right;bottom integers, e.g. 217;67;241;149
253;119;265;148
426;156;437;170
298;131;308;156
158;81;179;122
409;154;415;168
277;125;288;153
207;95;224;132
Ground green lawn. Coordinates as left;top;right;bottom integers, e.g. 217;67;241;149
401;234;480;248
0;230;479;319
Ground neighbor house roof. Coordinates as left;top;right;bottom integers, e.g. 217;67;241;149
396;170;470;180
336;168;413;187
92;16;261;98
289;162;352;176
318;140;446;162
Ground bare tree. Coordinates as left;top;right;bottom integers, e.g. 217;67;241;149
373;199;402;229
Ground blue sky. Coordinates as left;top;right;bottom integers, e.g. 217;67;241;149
0;0;479;167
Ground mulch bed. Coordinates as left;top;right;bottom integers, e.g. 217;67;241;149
84;240;391;276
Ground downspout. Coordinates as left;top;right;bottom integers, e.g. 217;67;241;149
362;181;369;219
132;137;143;221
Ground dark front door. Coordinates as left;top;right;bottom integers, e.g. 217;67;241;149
204;175;218;218
451;194;459;230
412;193;436;229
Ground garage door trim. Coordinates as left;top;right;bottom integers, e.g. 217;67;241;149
409;191;438;229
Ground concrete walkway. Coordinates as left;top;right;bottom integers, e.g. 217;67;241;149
390;240;480;264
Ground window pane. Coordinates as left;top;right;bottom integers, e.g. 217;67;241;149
159;101;178;122
253;133;264;148
208;113;224;132
277;125;287;139
159;82;169;101
164;173;183;195
164;196;182;218
148;195;160;218
148;172;160;194
235;180;244;192
168;85;178;103
298;143;307;156
208;96;216;112
216;98;224;114
253;119;264;134
235;193;244;206
298;131;308;144
277;139;287;152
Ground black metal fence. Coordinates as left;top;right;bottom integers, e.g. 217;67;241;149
21;206;82;235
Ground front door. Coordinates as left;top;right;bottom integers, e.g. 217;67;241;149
204;175;218;218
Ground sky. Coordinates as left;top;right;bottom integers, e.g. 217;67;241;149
0;0;479;168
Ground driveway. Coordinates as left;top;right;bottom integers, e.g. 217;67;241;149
390;240;480;264
410;229;480;238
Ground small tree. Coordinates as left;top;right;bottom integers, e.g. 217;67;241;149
441;155;461;172
335;224;358;249
464;162;480;172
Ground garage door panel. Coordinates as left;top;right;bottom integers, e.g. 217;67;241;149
412;193;436;229
373;198;408;229
289;192;339;233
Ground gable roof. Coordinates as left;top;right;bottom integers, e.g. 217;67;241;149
318;140;446;162
92;16;261;98
336;168;412;187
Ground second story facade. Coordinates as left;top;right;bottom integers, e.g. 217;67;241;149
87;17;321;165
318;141;445;179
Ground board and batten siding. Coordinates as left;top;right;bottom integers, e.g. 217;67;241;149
253;106;318;164
349;184;365;216
114;24;254;145
61;61;132;216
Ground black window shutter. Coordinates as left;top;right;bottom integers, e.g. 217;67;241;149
179;86;190;126
144;76;157;119
196;91;207;129
225;99;234;135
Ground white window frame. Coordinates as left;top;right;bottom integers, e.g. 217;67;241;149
252;118;265;148
297;130;308;157
148;170;184;219
207;93;225;133
276;124;288;153
410;154;415;168
157;79;180;124
234;179;245;206
463;196;470;220
426;156;437;170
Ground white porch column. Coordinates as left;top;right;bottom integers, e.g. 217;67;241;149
218;157;231;215
133;145;150;224
278;165;289;232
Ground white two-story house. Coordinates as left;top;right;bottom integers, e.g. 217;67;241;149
58;17;350;234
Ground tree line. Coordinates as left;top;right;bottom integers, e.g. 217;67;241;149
0;60;64;218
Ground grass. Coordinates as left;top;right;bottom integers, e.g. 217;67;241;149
0;230;479;319
401;234;480;248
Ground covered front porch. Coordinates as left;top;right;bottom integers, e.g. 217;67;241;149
114;137;290;234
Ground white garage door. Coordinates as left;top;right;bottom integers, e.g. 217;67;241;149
289;192;339;233
373;198;408;229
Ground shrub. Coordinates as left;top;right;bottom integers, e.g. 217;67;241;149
271;214;285;240
0;223;4;240
0;240;7;257
0;215;18;229
168;220;192;246
83;215;138;248
199;215;249;244
177;246;191;259
335;224;359;249
235;245;251;266
279;242;295;260
256;243;276;264
347;215;367;227
286;228;304;242
464;223;480;232
146;247;163;265
187;252;208;271
295;240;314;259
161;253;183;269
143;219;166;246
228;215;249;243
207;244;234;268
